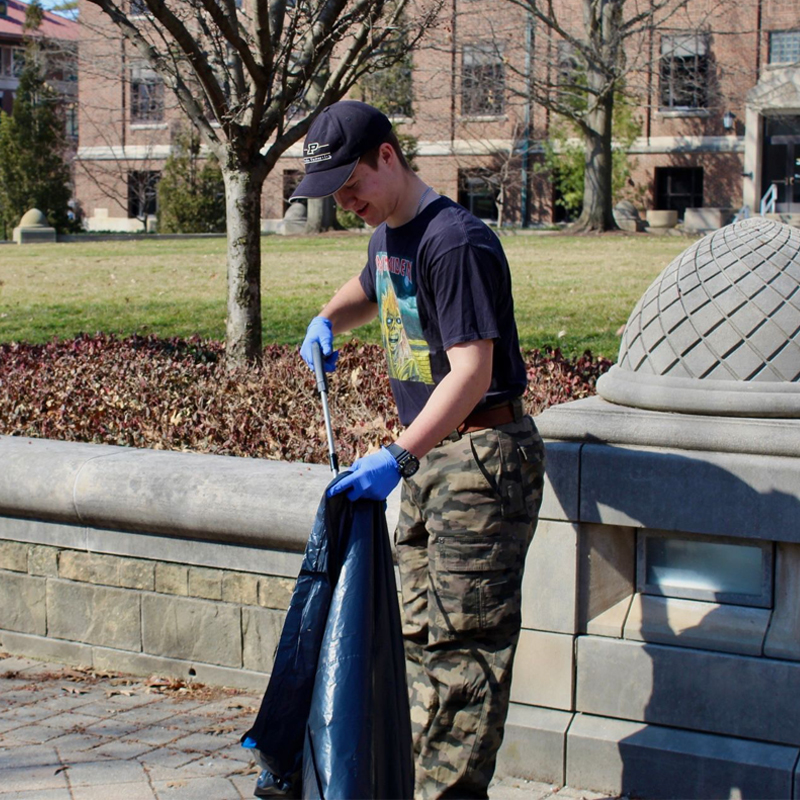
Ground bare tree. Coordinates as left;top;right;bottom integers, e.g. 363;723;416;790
83;0;440;366
504;0;734;231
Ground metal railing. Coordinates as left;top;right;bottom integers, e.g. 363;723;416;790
760;183;778;216
732;206;751;224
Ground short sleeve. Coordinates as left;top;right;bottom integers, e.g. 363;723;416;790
359;259;376;302
426;243;506;350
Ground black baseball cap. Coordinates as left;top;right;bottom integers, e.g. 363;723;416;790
290;101;393;200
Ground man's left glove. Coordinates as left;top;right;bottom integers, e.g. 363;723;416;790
327;447;401;502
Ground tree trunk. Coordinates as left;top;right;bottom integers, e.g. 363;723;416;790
223;167;265;368
572;89;617;233
572;0;621;234
305;196;338;233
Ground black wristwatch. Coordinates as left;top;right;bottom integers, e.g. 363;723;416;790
386;443;420;478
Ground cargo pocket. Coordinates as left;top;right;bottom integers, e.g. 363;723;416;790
430;535;523;642
469;431;526;519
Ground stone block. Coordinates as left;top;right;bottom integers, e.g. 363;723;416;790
242;607;285;672
141;594;242;668
0;629;93;667
118;558;155;591
28;545;59;577
496;703;572;785
624;594;769;656
536;395;800;460
154;563;188;596
683;208;733;233
0;516;87;551
510;630;574;711
47;579;141;651
71;446;331;550
222;572;259;606
645;209;678;229
566;713;797;799
0;571;46;635
538;441;581;522
59;551;119;586
586;596;633;638
91;645;268;692
0;541;28;572
85;527;304;579
764;542;800;661
575;635;800;746
0;436;124;524
188;566;223;600
579;444;800;541
522;520;578;634
258;576;294;610
578;524;635;633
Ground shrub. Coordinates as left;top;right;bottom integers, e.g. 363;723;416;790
157;128;226;234
0;335;611;464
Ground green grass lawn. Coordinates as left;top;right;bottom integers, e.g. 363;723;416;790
0;231;693;358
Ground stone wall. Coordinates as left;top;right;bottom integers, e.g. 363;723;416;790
496;396;800;799
0;435;336;692
0;540;292;690
5;417;800;797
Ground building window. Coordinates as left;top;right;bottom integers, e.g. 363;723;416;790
1;46;25;78
65;103;78;138
128;170;160;218
462;45;505;117
130;0;149;16
0;1;8;18
654;166;703;220
769;31;800;65
637;530;773;608
660;33;709;109
130;63;164;123
457;168;498;222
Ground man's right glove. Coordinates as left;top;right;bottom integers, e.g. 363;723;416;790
327;448;401;502
300;316;339;372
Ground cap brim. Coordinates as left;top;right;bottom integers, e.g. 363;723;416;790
290;160;359;201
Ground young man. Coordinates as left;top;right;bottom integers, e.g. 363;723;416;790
294;100;546;800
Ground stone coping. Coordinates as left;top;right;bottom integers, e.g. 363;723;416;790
537;395;800;457
0;436;401;551
597;366;800;418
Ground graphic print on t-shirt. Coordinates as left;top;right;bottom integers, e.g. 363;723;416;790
375;250;433;384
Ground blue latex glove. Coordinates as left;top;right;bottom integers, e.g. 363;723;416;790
327;447;401;501
300;316;339;372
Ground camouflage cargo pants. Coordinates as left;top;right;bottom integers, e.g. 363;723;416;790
395;413;546;800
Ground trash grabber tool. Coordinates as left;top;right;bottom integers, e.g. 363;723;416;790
312;341;339;476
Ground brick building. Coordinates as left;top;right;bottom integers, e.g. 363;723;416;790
0;0;78;124
74;0;800;231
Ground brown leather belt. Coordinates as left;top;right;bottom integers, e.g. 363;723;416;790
440;400;520;443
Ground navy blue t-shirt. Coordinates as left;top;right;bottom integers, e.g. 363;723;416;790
358;196;527;426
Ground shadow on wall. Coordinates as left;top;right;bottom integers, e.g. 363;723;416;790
551;437;800;800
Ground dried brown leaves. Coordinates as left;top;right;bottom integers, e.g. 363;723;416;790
0;334;611;462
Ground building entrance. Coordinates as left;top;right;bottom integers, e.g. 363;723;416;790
762;115;800;213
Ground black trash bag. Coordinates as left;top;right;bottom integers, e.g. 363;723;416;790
243;478;413;800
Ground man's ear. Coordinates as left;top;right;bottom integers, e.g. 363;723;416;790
378;141;395;167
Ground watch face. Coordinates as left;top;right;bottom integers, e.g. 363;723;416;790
388;444;419;478
399;454;420;478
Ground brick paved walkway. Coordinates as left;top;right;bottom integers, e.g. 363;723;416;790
0;655;613;800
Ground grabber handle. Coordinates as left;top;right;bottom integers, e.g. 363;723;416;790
311;341;328;394
311;341;339;475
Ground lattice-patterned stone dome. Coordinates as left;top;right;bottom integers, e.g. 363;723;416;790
597;218;800;416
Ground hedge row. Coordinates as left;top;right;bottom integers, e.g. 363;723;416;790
0;334;611;465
